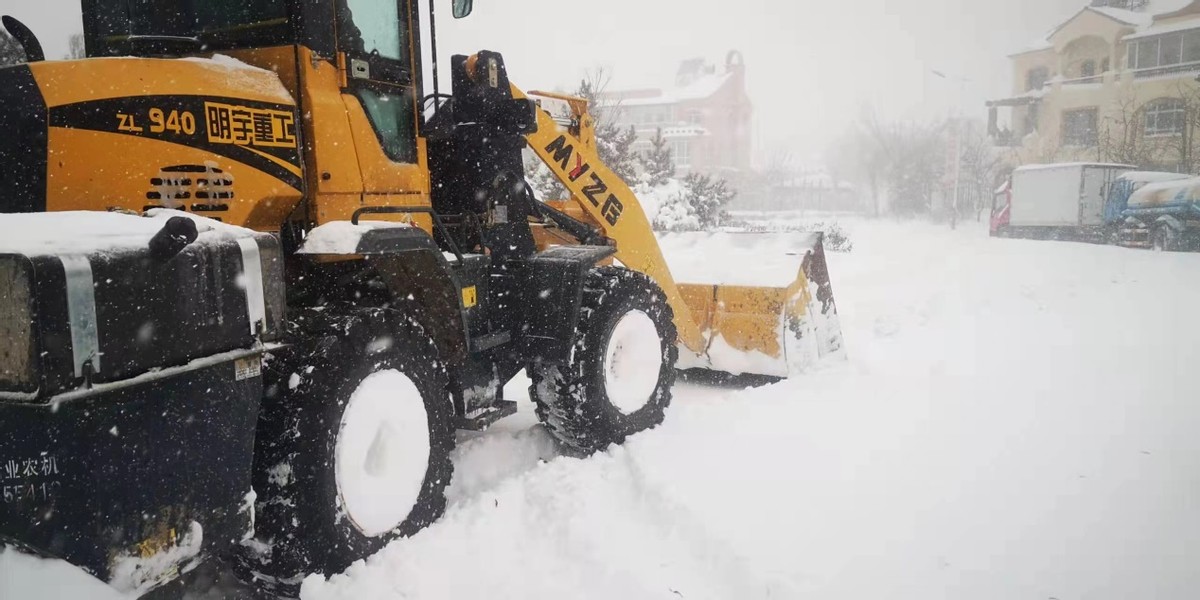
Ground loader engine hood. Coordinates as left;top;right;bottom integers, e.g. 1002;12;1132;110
0;56;303;230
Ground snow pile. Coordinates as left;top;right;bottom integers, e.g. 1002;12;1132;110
1128;175;1200;209
178;54;293;104
1119;171;1191;185
603;310;664;414
0;548;133;600
298;221;412;255
336;370;431;537
303;218;1200;600
0;210;255;256
656;230;818;286
109;521;204;596
634;179;698;232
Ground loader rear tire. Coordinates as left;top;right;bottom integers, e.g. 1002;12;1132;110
529;267;678;454
235;307;455;597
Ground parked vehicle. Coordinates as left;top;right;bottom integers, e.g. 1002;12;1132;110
992;163;1200;252
991;163;1134;242
1105;172;1200;251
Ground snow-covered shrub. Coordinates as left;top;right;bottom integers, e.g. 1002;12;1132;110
638;129;675;187
680;173;735;229
809;222;854;252
640;180;700;232
720;217;855;253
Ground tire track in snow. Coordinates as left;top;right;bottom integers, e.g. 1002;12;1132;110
614;443;802;598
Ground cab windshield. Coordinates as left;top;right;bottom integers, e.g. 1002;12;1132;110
84;0;291;57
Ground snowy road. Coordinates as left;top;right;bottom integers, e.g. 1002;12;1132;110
303;220;1200;600
6;219;1196;599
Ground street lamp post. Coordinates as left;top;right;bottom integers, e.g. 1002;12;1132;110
932;69;972;229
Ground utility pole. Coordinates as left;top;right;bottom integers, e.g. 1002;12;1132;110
932;70;971;229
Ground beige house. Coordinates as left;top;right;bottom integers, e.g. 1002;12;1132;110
989;0;1200;172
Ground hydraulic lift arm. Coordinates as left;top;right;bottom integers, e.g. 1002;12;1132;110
512;85;709;355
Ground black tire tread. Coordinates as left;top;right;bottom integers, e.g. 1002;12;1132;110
235;305;455;598
528;267;678;454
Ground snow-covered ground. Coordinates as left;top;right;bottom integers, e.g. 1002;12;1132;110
301;218;1200;600
7;217;1199;599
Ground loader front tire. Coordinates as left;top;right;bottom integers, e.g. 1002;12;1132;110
529;267;678;454
236;307;455;597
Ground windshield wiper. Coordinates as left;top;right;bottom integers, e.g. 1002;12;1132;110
107;34;205;53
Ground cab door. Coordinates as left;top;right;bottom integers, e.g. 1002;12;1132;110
335;0;431;224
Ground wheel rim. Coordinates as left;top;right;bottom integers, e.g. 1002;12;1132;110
335;370;430;538
603;310;664;415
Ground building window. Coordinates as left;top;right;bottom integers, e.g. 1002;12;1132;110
1129;30;1200;76
670;140;691;166
1026;67;1049;91
1063;108;1098;146
632;107;671;128
1080;60;1097;79
1145;99;1186;136
1023;103;1041;136
1101;57;1111;73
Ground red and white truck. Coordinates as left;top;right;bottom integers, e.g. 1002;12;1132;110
990;163;1133;242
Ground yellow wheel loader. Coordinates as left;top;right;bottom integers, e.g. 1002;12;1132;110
0;0;842;596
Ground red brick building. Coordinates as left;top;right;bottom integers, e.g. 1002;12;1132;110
600;51;753;177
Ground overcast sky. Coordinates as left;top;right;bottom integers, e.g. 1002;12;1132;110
3;0;1089;160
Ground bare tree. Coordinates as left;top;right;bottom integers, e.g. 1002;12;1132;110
1162;80;1200;173
957;120;1004;221
884;120;945;216
573;68;639;182
827;108;892;217
1096;89;1161;168
827;108;951;218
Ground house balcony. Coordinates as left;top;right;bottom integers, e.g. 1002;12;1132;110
1056;68;1122;88
1129;60;1200;80
1060;74;1105;86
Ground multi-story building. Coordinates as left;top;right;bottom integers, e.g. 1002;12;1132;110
987;0;1200;172
599;52;752;177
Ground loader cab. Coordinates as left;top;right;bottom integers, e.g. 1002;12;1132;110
77;0;491;234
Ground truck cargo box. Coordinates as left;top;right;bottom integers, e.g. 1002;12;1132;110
0;211;284;594
1010;163;1132;228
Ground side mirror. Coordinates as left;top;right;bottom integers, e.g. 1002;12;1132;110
452;0;473;19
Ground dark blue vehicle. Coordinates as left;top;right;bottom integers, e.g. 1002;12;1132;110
1103;171;1199;251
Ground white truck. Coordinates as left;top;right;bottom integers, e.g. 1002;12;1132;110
992;163;1134;242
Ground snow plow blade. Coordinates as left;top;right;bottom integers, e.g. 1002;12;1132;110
661;231;845;378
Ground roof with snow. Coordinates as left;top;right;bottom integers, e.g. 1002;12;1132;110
1122;16;1200;38
609;72;733;108
1088;6;1155;27
1013;162;1137;173
1014;0;1198;56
